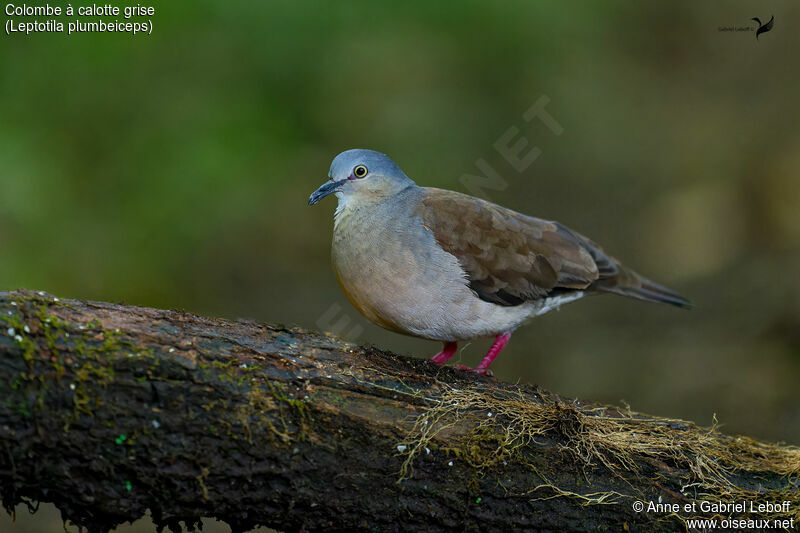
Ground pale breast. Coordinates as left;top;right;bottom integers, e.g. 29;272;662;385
331;191;458;335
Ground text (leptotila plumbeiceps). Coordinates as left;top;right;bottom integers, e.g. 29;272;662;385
308;149;690;375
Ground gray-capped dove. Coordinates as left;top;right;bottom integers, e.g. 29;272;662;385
308;149;690;375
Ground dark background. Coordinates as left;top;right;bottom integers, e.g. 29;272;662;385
2;1;799;531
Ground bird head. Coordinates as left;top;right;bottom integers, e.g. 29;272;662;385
308;149;415;206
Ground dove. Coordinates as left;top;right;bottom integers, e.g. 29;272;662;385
309;149;690;375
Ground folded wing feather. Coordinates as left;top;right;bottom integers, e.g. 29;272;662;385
417;188;615;306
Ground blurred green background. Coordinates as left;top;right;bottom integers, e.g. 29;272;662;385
2;1;799;530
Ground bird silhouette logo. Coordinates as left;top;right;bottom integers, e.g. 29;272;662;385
752;15;774;40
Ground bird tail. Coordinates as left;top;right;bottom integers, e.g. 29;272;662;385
594;266;692;309
564;228;692;309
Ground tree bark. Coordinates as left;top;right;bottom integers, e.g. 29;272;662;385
0;289;798;533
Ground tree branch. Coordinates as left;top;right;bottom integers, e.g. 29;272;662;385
0;290;798;532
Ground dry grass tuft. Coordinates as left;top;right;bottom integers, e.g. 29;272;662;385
398;383;800;523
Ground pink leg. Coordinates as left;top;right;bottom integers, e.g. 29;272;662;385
461;333;511;375
431;341;458;365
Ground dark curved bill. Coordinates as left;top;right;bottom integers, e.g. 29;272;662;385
308;180;344;206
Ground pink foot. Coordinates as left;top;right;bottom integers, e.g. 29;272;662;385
431;341;458;365
454;333;511;375
476;332;511;372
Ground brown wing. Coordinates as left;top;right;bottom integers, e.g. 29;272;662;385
417;188;618;306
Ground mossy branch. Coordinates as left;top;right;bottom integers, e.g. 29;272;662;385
0;289;798;532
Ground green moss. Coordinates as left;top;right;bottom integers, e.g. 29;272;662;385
209;360;237;383
2;294;321;479
269;381;311;415
267;381;312;437
1;312;37;365
71;386;93;417
2;395;34;419
226;379;314;446
195;467;210;501
1;295;158;427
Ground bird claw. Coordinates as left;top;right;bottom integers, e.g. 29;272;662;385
454;364;493;377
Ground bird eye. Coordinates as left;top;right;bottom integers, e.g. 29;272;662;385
353;165;368;178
